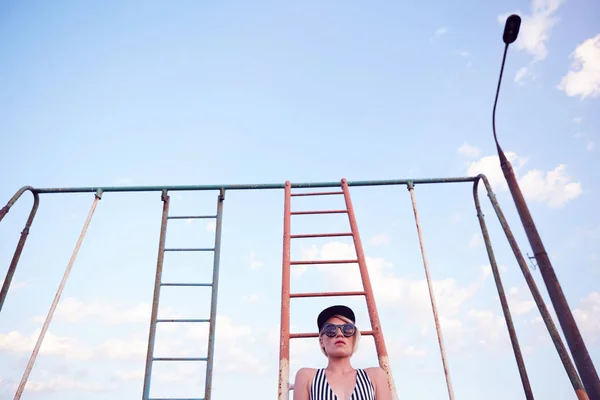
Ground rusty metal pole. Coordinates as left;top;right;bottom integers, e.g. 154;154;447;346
473;179;534;399
205;188;225;400
407;182;455;400
277;181;292;400
14;191;101;400
341;179;398;400
142;190;170;400
0;187;39;313
478;175;588;399
494;15;600;399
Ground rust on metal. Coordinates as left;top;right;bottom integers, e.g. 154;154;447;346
291;190;344;197
290;232;353;239
290;259;358;265
142;189;170;400
0;186;40;313
495;150;600;398
342;178;398;400
407;181;455;400
473;178;534;399
291;210;348;215
478;175;589;399
291;330;375;339
290;291;366;298
14;191;101;399
278;181;292;400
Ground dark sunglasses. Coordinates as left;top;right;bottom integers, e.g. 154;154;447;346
321;323;356;338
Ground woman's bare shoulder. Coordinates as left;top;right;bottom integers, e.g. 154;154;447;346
296;367;318;378
363;366;387;381
291;368;318;391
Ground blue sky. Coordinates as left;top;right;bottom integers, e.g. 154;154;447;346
1;0;599;399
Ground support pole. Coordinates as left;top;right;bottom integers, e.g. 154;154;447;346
14;191;101;399
407;181;455;400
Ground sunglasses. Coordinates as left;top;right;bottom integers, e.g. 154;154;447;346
320;323;356;338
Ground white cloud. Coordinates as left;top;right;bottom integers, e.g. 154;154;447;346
466;152;581;208
431;27;449;42
506;287;536;316
32;297;179;325
498;0;563;81
243;294;260;303
587;141;595;152
456;51;470;57
369;234;391;246
457;143;481;158
249;252;263;269
558;34;600;99
574;292;600;343
300;242;489;322
468;233;483;248
24;376;116;394
519;164;582;208
0;329;93;360
466;152;527;190
206;221;216;231
515;66;530;83
112;369;144;382
573;117;583;123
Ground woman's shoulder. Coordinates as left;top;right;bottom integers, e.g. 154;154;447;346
296;367;318;378
291;368;319;391
362;366;387;382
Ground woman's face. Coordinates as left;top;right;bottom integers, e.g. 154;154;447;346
319;316;356;358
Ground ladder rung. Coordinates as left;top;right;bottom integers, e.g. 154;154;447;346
290;330;374;339
290;291;365;298
150;398;205;400
291;191;343;197
291;232;353;239
153;357;207;361
164;248;215;252
168;215;216;220
156;318;210;323
160;283;212;287
290;210;348;215
290;259;358;265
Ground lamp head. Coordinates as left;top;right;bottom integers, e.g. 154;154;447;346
503;14;521;44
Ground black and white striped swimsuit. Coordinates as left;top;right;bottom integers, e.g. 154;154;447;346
310;368;375;400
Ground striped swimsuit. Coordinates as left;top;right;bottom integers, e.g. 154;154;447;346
310;368;375;400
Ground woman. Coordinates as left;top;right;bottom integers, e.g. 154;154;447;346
292;304;392;400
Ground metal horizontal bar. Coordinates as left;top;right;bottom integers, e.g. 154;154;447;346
164;248;214;252
291;210;348;215
291;191;344;197
291;232;353;239
31;177;477;194
149;398;205;400
290;291;365;298
290;259;358;265
153;357;207;361
167;215;216;219
150;398;204;400
160;283;212;287
156;318;210;323
291;330;374;339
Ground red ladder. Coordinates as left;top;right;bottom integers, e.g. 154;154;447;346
277;178;398;399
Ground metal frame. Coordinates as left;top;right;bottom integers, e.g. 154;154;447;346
1;175;595;399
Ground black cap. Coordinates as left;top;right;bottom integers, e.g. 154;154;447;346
317;305;356;331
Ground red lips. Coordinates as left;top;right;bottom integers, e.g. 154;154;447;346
335;340;345;345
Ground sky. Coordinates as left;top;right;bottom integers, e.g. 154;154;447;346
0;0;599;399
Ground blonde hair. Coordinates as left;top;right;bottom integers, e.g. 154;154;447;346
319;314;361;357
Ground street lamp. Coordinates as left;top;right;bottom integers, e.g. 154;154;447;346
493;14;600;400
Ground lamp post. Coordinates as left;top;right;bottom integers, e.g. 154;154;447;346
493;14;600;399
